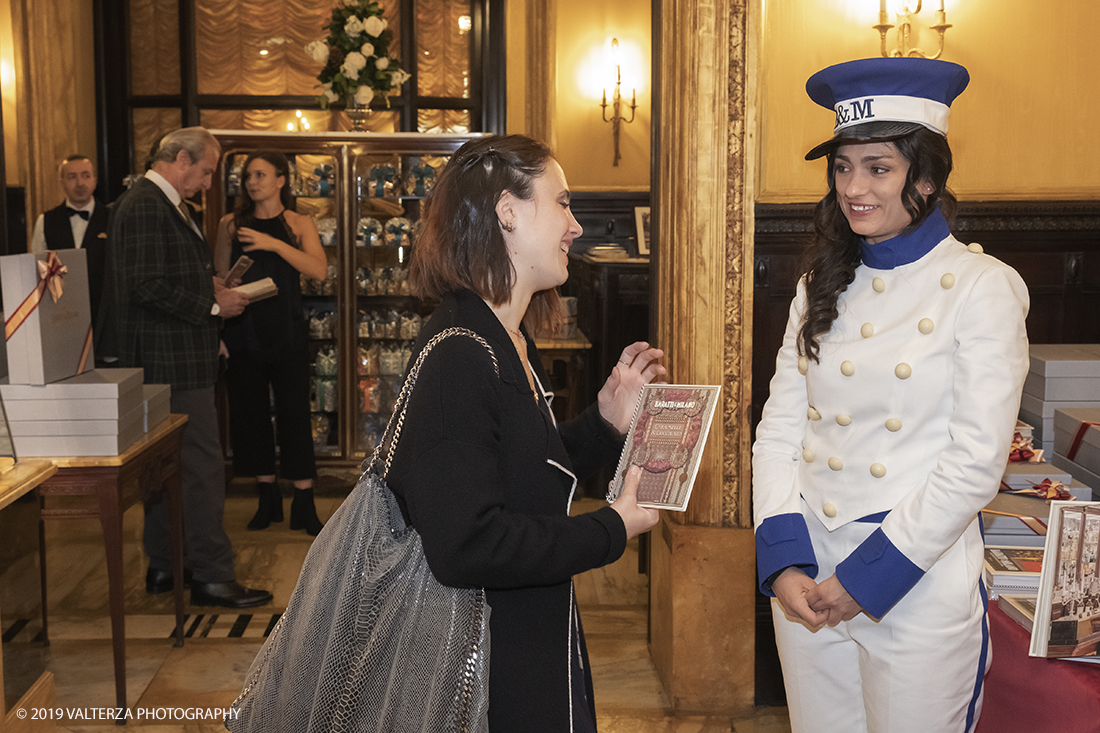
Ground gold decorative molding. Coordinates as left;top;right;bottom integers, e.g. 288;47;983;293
524;0;556;148
654;0;752;528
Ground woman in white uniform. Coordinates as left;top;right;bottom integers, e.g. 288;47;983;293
752;58;1030;733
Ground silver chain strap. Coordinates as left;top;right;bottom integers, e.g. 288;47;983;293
371;327;499;479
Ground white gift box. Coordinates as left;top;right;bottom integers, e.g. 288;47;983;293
143;384;171;431
0;368;144;421
1023;373;1100;401
1023;344;1100;401
1;250;95;385
1052;407;1100;476
11;414;145;456
1051;452;1100;500
1001;461;1071;489
1029;344;1100;378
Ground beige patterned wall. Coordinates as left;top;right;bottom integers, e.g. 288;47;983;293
15;0;98;245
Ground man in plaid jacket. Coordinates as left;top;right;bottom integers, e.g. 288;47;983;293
103;126;271;609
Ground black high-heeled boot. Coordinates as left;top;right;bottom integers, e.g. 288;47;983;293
247;481;284;531
290;488;324;536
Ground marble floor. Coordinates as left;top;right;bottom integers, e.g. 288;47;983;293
26;483;790;732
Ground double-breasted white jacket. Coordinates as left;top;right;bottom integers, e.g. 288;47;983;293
753;210;1030;618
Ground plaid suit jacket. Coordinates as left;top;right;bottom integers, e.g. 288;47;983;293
103;177;220;389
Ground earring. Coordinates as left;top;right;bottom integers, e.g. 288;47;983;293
501;221;514;233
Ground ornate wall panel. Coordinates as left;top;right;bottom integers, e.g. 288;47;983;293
129;0;180;96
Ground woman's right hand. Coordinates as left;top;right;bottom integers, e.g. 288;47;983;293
610;466;660;539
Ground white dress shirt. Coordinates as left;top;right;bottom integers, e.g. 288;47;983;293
30;199;96;254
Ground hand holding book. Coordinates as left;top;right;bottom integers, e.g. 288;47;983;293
609;465;660;540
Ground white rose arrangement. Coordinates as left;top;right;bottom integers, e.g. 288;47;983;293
309;0;408;110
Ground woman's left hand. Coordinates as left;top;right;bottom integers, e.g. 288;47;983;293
597;342;666;435
806;574;864;626
237;226;283;254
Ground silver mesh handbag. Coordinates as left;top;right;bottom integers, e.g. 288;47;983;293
228;328;495;733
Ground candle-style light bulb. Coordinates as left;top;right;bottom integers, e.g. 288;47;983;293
287;122;294;131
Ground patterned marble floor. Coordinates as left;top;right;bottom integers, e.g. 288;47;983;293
24;485;789;732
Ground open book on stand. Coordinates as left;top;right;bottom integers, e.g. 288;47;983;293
1029;500;1100;663
606;384;720;511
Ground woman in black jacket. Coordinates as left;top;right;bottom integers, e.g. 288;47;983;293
387;134;664;731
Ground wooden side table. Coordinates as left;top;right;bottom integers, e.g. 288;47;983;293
0;460;58;729
534;331;593;422
37;413;189;716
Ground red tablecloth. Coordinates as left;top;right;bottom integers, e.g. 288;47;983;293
976;600;1100;733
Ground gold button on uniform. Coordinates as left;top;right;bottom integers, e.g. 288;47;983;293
941;273;955;289
828;457;843;471
823;503;838;518
870;463;887;478
841;361;856;377
967;242;984;254
918;318;934;334
798;356;809;375
836;414;852;426
807;407;822;421
872;277;886;293
802;447;816;463
861;323;874;338
886;418;903;432
895;363;912;380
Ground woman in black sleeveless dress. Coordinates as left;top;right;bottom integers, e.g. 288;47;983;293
214;151;329;535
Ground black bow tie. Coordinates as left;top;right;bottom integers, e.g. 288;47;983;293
66;206;90;220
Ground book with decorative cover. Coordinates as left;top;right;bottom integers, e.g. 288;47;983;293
606;384;721;511
984;545;1043;599
1029;500;1100;663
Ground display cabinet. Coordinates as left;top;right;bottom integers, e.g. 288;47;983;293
206;131;481;471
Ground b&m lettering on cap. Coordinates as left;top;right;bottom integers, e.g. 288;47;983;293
834;98;875;129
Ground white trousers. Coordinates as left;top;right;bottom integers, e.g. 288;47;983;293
773;500;991;733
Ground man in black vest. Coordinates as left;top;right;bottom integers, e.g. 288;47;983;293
30;155;110;328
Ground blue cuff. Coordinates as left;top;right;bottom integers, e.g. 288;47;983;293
755;513;818;596
835;528;925;618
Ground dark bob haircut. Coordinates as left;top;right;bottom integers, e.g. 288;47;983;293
410;134;563;332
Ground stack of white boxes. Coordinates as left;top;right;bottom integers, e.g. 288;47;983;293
1018;344;1100;500
0;369;147;456
1019;344;1100;459
0;251;170;457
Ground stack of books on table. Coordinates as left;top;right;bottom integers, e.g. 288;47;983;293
984;545;1043;600
1020;344;1100;461
0;250;172;458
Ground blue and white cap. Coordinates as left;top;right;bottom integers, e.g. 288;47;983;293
804;57;969;160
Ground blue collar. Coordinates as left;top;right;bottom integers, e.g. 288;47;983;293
859;207;950;270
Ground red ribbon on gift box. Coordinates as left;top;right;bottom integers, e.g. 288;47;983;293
5;251;67;341
999;477;1072;501
1067;421;1100;462
4;251;93;373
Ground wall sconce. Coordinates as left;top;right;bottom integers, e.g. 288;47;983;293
600;38;636;167
874;1;951;59
287;110;311;133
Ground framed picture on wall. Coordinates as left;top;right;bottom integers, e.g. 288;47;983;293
634;206;651;257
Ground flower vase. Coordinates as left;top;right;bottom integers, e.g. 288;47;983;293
347;99;369;131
